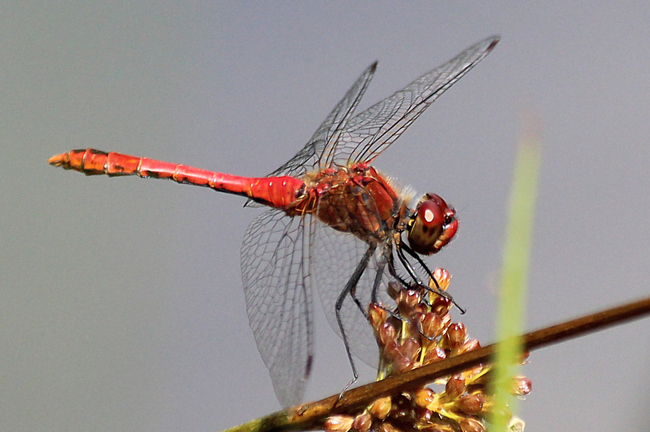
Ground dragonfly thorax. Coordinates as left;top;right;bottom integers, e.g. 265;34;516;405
407;193;458;255
292;164;408;242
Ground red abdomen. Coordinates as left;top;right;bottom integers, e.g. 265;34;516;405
49;148;305;208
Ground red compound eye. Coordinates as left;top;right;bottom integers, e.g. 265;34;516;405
407;194;457;255
418;199;445;229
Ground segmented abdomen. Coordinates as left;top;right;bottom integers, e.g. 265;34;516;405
48;148;305;208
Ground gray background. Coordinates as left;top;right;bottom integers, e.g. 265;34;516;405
4;2;650;431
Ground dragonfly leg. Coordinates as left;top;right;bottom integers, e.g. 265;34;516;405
397;239;445;299
385;251;437;342
386;249;413;291
392;245;434;309
334;244;376;404
368;245;390;305
365;245;412;321
395;239;426;287
399;242;465;314
349;285;369;320
368;247;417;324
347;246;389;320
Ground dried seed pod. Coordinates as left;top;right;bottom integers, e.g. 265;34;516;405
421;312;443;339
324;415;354;432
378;322;397;347
368;303;388;330
444;374;466;400
401;289;422;313
401;338;421;361
422;346;447;364
379;423;400;432
393;355;414;374
456;394;484;415
414;387;436;408
445;323;467;349
432;268;452;291
510;376;532;396
352;413;372;432
431;296;452;314
458;417;486;432
368;396;392;420
460;339;481;353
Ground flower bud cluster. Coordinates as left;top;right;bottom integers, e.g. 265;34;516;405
324;269;531;432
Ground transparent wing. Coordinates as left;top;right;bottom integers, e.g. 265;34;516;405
326;36;499;166
312;220;396;367
240;209;314;408
264;62;377;179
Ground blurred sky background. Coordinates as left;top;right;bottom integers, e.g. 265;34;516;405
3;2;650;431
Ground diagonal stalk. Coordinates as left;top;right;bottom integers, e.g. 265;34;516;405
223;295;650;432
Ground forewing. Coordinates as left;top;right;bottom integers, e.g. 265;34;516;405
240;208;314;408
330;36;499;166
265;62;377;179
311;220;396;367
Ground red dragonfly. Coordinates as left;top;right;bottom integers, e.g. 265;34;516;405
49;36;499;407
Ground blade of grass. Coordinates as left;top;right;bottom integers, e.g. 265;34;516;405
490;114;542;429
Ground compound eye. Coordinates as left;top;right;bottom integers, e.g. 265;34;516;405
407;194;458;255
418;199;445;230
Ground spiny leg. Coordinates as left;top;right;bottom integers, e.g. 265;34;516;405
399;241;465;314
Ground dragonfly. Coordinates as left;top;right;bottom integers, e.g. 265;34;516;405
49;36;499;408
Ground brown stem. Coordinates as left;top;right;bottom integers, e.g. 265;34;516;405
223;295;650;432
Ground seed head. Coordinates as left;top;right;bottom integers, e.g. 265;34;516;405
325;268;530;431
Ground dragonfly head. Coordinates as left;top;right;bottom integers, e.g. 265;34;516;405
407;193;458;255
